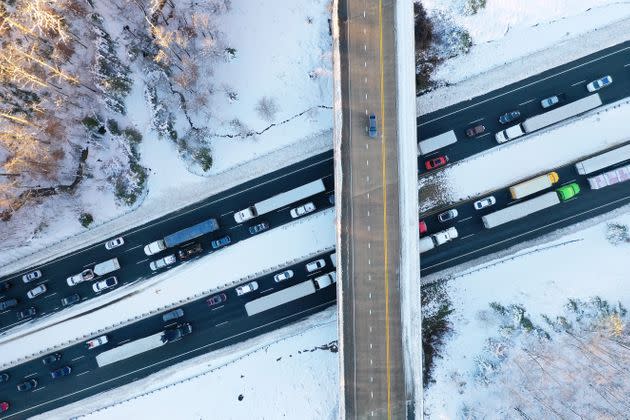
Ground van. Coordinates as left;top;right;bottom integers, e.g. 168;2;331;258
162;308;184;322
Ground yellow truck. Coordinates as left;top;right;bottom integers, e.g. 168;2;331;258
509;172;559;200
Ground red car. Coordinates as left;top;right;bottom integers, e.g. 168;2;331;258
425;155;448;171
419;220;427;235
207;293;227;307
0;402;8;412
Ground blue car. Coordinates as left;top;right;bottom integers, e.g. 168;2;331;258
498;110;521;125
368;113;377;138
211;235;231;249
50;366;71;379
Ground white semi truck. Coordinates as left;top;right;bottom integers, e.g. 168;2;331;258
509;172;559;200
419;227;458;254
587;163;630;190
482;192;560;229
144;218;220;255
234;179;326;223
418;130;457;155
495;94;602;143
575;144;630;175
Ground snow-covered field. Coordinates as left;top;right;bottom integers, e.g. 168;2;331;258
419;99;630;212
423;210;630;418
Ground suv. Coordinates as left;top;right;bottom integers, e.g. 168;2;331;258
274;270;294;283
92;276;118;293
50;366;71;379
438;209;459;223
314;272;336;289
162;308;184;322
235;281;258;296
161;323;192;343
42;353;62;365
61;293;80;307
586;75;612;92
27;284;47;299
207;293;227;307
22;270;42;283
498;110;521;125
178;242;203;260
465;124;485;137
104;237;124;250
17;378;37;392
473;196;496;210
248;222;270;235
16;307;36;321
0;299;18;311
368;113;377;138
290;202;315;219
67;269;94;286
149;254;176;271
211;235;231;250
306;259;326;272
86;335;108;349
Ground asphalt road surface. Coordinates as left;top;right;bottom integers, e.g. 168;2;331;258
417;40;630;174
0;250;337;419
338;0;407;418
0;153;335;332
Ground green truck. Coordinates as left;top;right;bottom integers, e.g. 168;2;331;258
556;183;580;201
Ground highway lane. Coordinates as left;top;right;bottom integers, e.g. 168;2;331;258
419;150;630;276
0;250;337;418
338;0;407;418
0;152;335;331
417;40;630;174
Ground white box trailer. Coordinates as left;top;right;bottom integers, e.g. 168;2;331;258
587;163;630;189
234;179;326;223
482;192;560;229
575;144;630;175
245;280;317;316
96;332;165;367
522;94;602;133
93;258;120;276
418;130;457;155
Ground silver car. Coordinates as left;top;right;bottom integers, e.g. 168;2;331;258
306;259;326;272
149;254;176;271
274;270;294;283
104;237;124;250
235;281;258;296
438;209;459;223
27;284;47;299
22;270;42;283
473;196;496;210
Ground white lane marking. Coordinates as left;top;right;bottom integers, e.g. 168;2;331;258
229;225;240;230
476;132;491;138
363;10;366;18
457;216;472;223
365;93;368;99
368;242;371;249
211;305;224;311
24;372;38;378
366;160;369;166
571;79;586;87
260;287;274;294
366;175;370;183
44;292;57;299
32;387;46;393
468;117;484;125
76;371;90;377
220;211;233;217
215;321;229;327
136;259;149;265
71;356;85;362
368;259;371;265
364;61;367;67
124;244;143;253
118;339;131;345
561;179;576;185
459;234;475;240
82;261;96;268
418;45;630;126
518;98;535;106
364;44;367;51
367;225;371;232
367;193;370;199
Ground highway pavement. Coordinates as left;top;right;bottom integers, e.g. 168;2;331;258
338;0;407;418
0;153;335;332
0;250;336;419
417;40;630;174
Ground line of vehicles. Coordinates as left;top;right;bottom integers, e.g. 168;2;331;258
420;141;630;253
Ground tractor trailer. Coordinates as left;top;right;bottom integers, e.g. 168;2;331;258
245;280;318;316
96;332;165;367
587;163;630;190
144;218;219;255
234;179;326;223
419;227;458;253
495;94;602;143
509;172;559;200
482;192;560;229
575;144;630;175
418;130;457;155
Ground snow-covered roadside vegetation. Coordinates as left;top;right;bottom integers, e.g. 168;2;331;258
422;211;630;418
0;0;332;264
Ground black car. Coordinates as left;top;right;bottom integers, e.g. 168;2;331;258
61;293;80;307
0;298;18;311
498;110;521;125
161;323;192;343
16;307;36;321
248;222;270;235
177;242;203;260
50;365;71;379
16;378;37;392
0;372;9;383
0;281;11;292
42;353;61;365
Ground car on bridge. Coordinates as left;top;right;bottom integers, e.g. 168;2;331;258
368;113;377;138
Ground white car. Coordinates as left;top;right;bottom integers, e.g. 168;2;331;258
314;272;336;289
274;270;294;283
540;95;559;109
473;196;496;210
67;269;95;286
22;270;42;283
235;281;258;296
27;284;47;299
92;276;118;293
586;75;612;92
290;202;316;219
86;335;108;349
104;237;124;250
149;254;176;271
306;259;326;273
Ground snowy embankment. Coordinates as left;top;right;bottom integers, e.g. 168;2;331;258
0;0;333;273
417;1;630;114
423;210;630;418
419;98;630;213
34;308;339;420
0;210;335;368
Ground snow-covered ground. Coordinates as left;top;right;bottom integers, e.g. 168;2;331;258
0;0;333;270
419;98;630;212
423;209;630;418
